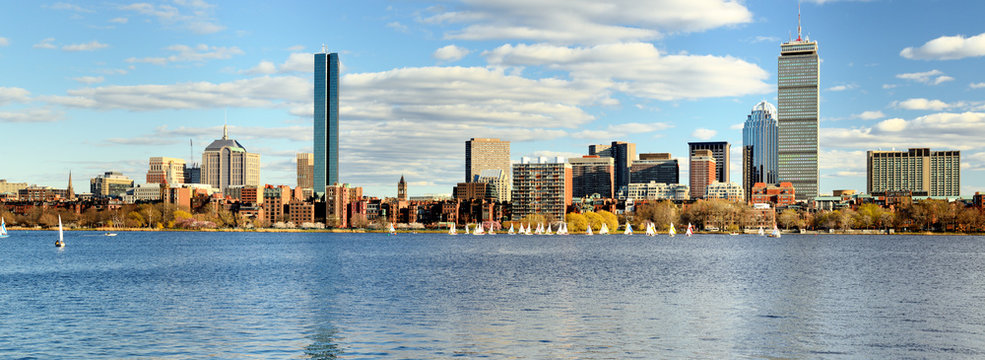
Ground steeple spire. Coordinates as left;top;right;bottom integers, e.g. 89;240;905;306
222;123;228;140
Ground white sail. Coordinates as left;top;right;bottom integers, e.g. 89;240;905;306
685;223;693;237
666;223;673;237
560;222;568;235
547;224;554;235
388;223;396;234
488;224;496;235
624;222;632;235
600;223;609;235
517;223;524;234
0;217;8;238
474;223;485;235
771;225;781;238
508;224;515;235
449;224;457;235
758;226;765;236
586;225;593;236
56;215;64;247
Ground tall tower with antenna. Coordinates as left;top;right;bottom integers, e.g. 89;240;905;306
313;49;340;197
777;3;820;200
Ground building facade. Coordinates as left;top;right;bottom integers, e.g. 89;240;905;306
297;152;314;190
742;100;779;201
867;148;960;196
465;138;511;202
90;171;134;198
778;26;820;200
0;179;28;196
146;157;185;185
688;142;730;183
751;182;796;207
397;175;407;201
569;155;615;199
475;169;508;201
620;181;689;201
314;51;340;196
630;156;679;185
201;125;261;191
262;185;292;223
689;149;716;199
511;157;572;221
705;182;744;202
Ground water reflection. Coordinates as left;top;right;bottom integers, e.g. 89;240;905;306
304;327;344;359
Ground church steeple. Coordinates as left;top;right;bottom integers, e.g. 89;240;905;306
67;170;75;199
222;123;228;140
397;175;407;201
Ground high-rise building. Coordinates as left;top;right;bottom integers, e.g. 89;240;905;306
475;169;508;201
90;171;134;198
688;142;730;183
297;153;314;190
588;144;613;157
569;155;615;199
705;182;744;202
465;138;511;201
183;163;201;184
867;148;960;196
609;141;636;191
630;154;679;185
689;149;716;199
511;157;572;221
743;100;779;201
146;157;186;185
314;51;340;196
201;125;261;191
778;15;820;200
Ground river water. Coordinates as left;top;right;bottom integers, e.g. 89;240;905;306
1;231;984;358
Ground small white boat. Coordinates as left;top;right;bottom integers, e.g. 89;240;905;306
525;223;533;235
586;225;593;236
624;222;632;235
488;224;496;235
599;223;609;235
388;222;396;235
769;225;782;238
665;223;673;237
0;217;8;238
685;223;693;237
758;226;765;236
474;223;485;235
104;232;117;237
559;222;569;235
545;224;553;235
508;224;515;235
464;224;471;235
449;224;457;235
55;215;65;247
517;223;524;235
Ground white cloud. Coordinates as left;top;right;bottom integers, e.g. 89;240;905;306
571;122;672;139
882;84;898;89
425;0;752;44
896;69;953;85
901;32;985;60
892;98;953;111
853;110;885;120
0;108;63;123
121;1;224;34
243;60;277;75
33;38;56;49
827;83;857;91
729;122;743;130
45;2;93;12
433;44;470;62
750;35;779;43
62;41;109;52
286;45;305;52
484;42;770;100
970;82;985;89
109;17;128;24
0;37;8;47
875;118;906;132
126;44;243;65
691;128;717;140
72;76;105;84
822;112;985;151
386;21;409;33
0;87;32;105
528;150;582;160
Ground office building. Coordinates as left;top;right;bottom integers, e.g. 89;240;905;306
90;171;134;198
0;179;28;195
146;157;185;185
689;149;716;199
867;148;960;196
620;181;689;201
201;125;261;191
224;185;261;204
589;141;636;190
569;155;615;198
589;144;613;157
465;138;511;201
630;154;678;185
183;163;201;184
453;182;493;201
297;153;314;190
751;182;796;207
688;142;730;183
705;182;744;202
263;185;292;223
743;100;779;201
475;169;508;201
314;51;340;195
778;18;820;200
512;157;572;221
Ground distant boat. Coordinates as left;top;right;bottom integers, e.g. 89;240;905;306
55;215;65;247
387;223;396;235
685;223;693;237
104;232;117;237
488;224;496;235
0;217;8;238
465;224;471;235
758;226;765;236
557;222;567;235
769;225;782;238
586;224;593;236
599;223;609;235
474;223;485;235
448;224;457;235
508;224;515;235
624;222;632;235
666;223;674;237
516;223;523;235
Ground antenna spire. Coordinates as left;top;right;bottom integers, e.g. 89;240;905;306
223;109;228;140
797;1;802;41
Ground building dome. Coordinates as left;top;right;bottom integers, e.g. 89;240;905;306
751;100;777;118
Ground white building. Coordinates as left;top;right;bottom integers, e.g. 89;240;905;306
705;181;744;202
619;181;689;201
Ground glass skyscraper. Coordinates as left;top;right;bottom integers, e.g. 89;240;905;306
314;51;339;196
743;100;778;201
777;30;819;200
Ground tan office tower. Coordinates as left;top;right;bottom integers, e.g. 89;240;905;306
297;153;314;190
147;157;186;185
867;148;960;196
465;138;511;201
202;125;261;190
778;13;820;200
689;150;716;199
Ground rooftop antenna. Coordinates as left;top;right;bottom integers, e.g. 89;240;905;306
797;1;802;42
189;139;194;165
322;44;327;53
223;109;228;140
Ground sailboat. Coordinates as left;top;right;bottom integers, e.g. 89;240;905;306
535;223;543;235
586;225;593;236
526;224;533;235
666;223;674;237
758;226;765;236
769;225;782;238
624;222;632;235
387;222;396;235
474;223;485;235
545;224;553;235
55;215;65;247
685;223;693;237
599;223;609;235
0;217;8;238
465;224;471;235
560;222;569;235
517;223;523;235
449;224;457;235
488;224;496;235
508;224;515;235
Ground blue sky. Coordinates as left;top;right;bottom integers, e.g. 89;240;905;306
2;0;985;197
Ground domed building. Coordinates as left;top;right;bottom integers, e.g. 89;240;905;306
201;125;261;190
742;100;778;201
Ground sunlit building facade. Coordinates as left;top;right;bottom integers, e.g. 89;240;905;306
778;30;820;200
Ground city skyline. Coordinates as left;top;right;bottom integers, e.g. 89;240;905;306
2;1;985;197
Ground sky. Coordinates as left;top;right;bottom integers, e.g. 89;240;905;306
2;0;985;198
